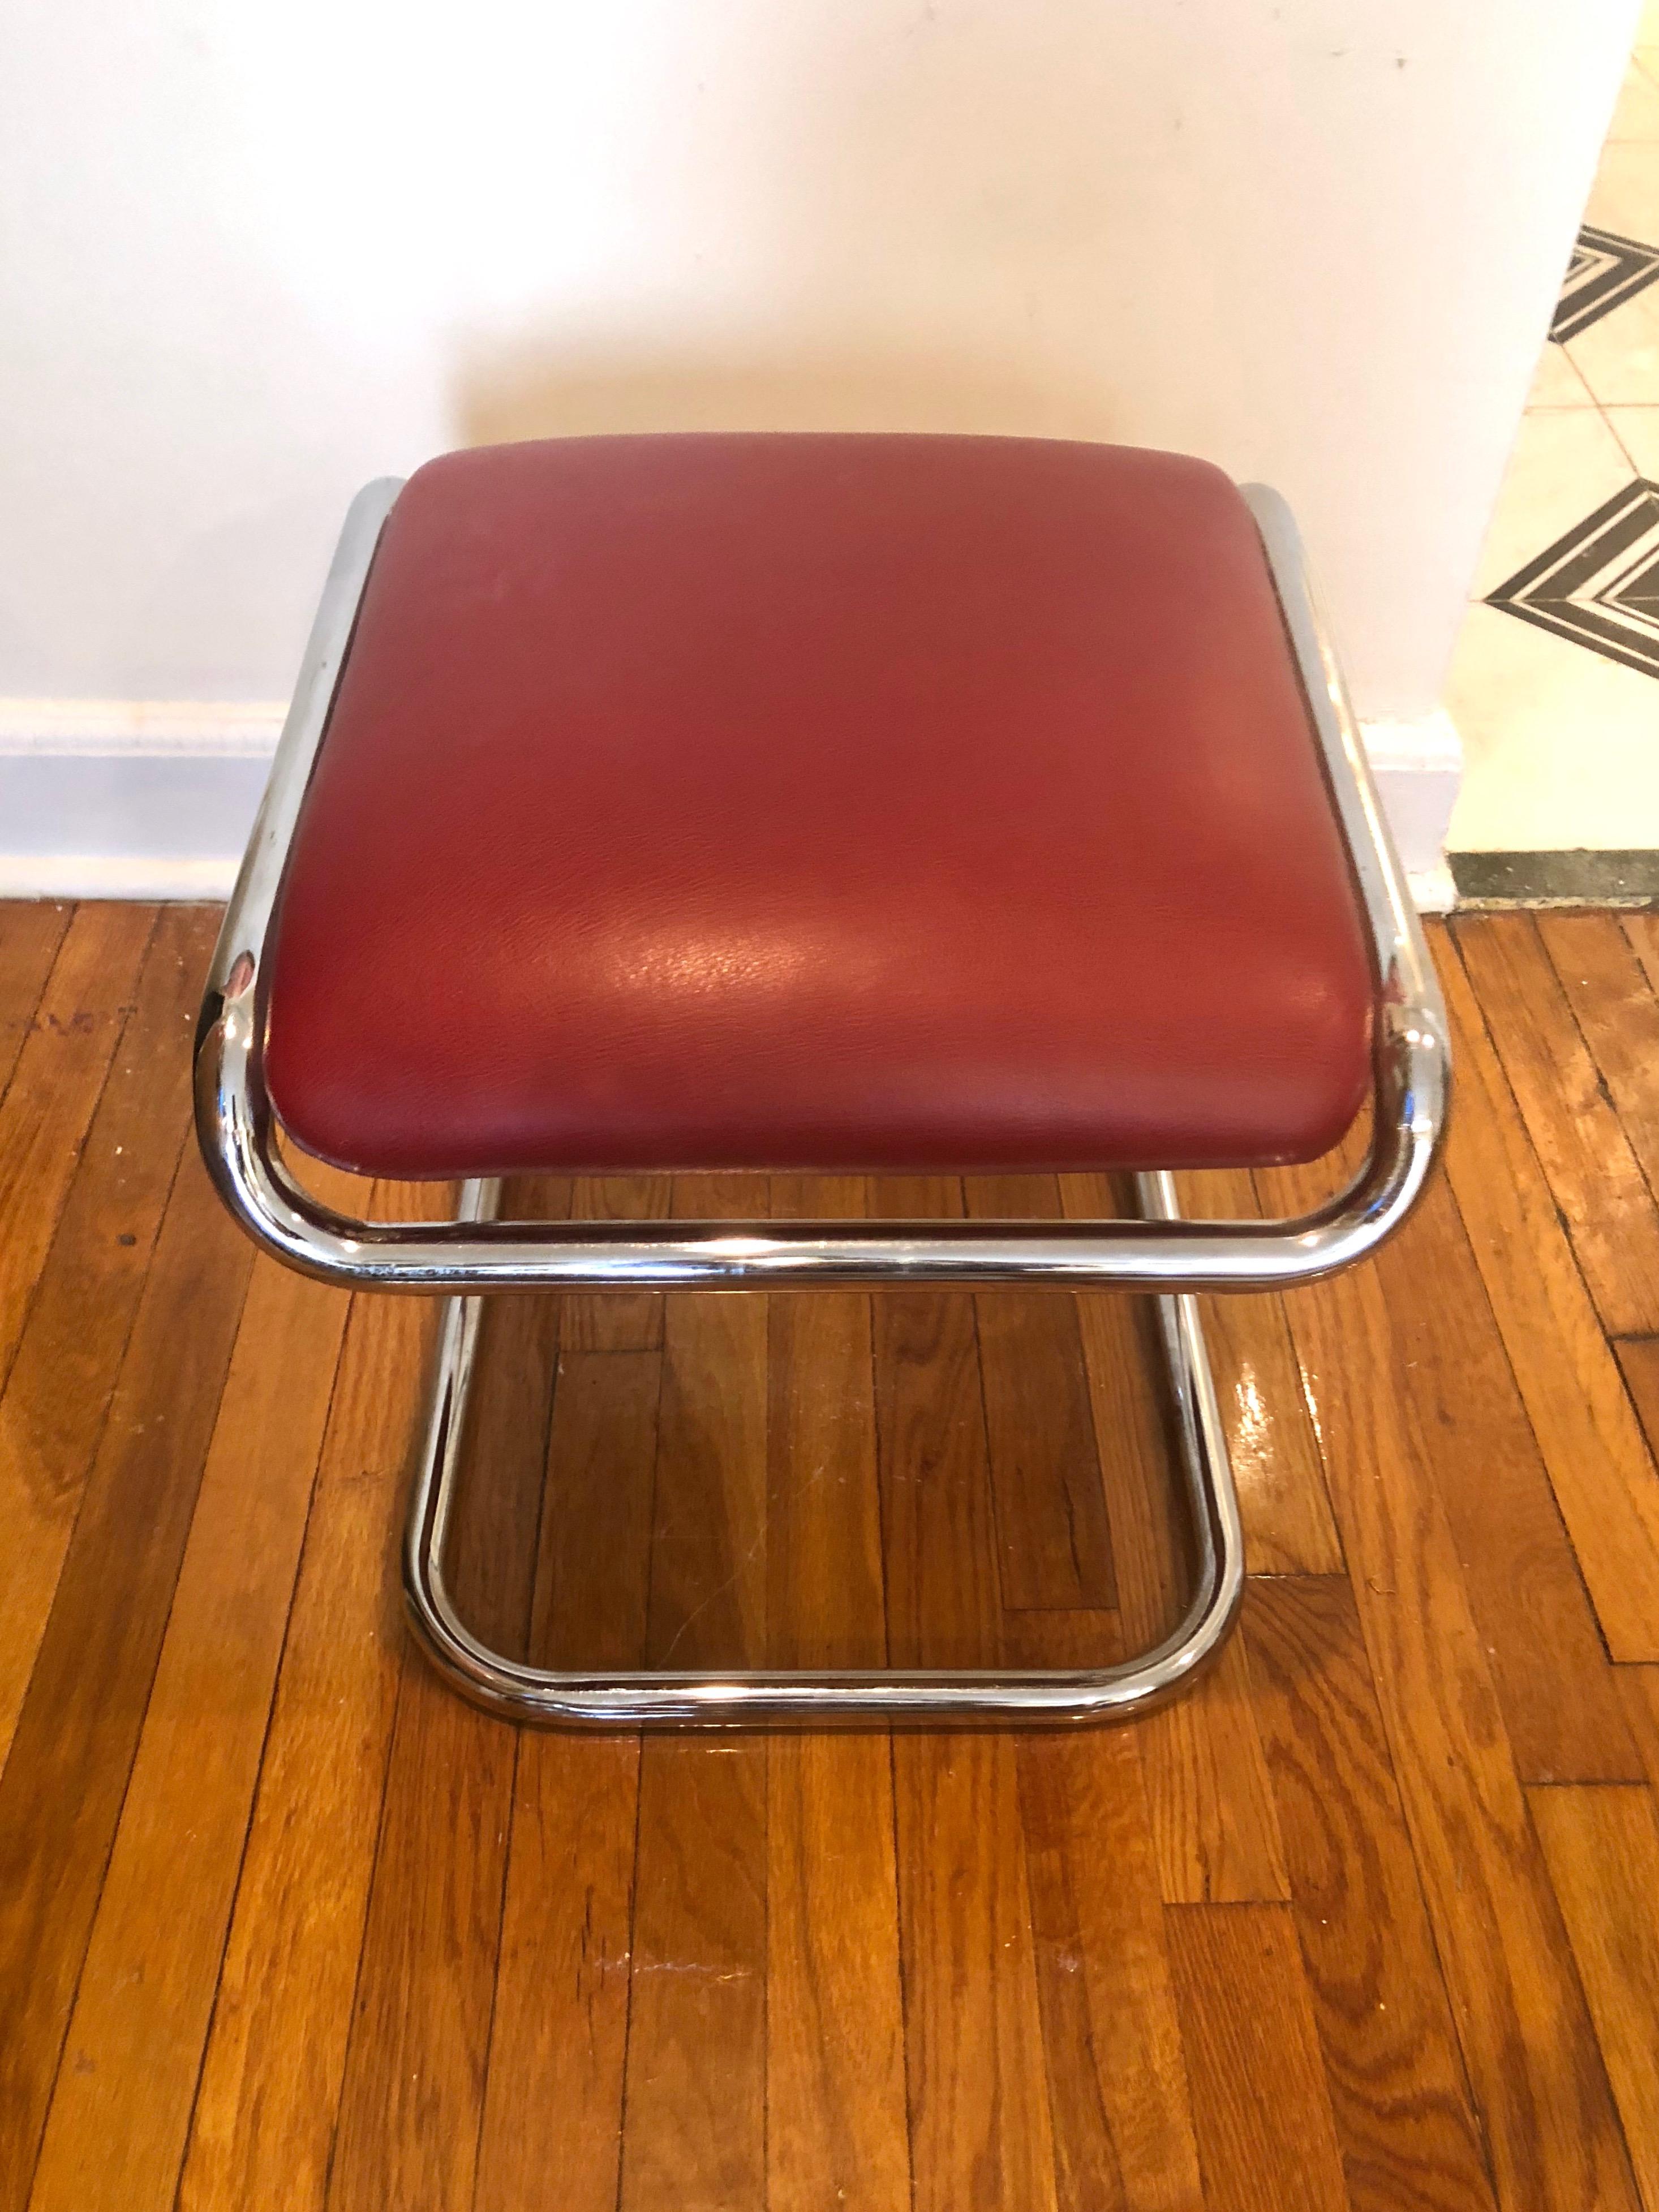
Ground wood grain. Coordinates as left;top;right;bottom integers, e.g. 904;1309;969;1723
1540;910;1659;1207
439;1177;570;1664
621;1174;770;2212
766;1174;910;2212
472;1732;641;2212
0;905;216;1765
964;1174;1117;1609
646;1174;770;1669
530;1345;661;1669
1243;1577;1497;2212
328;1177;564;2212
1433;926;1659;1660
1372;1167;1641;1782
1528;1785;1659;2212
768;1735;910;2212
767;1175;887;1671
1265;1147;1642;2212
0;902;70;1105
894;1732;1060;2212
0;900;155;1387
474;1237;653;2212
26;1197;354;2212
620;1742;768;2212
0;1139;253;2206
1166;1904;1352;2212
869;1173;998;1671
867;1182;1059;2212
1452;914;1659;1336
1018;1731;1204;2212
1617;1663;1659;1793
1063;1177;1289;1905
1170;1165;1344;1577
175;1186;449;2212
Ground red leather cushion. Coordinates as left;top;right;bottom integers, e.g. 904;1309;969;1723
263;434;1373;1177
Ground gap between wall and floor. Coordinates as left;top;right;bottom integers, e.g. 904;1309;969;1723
0;698;1463;913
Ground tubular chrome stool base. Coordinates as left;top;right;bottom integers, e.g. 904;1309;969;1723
404;1171;1241;1729
195;460;1450;1732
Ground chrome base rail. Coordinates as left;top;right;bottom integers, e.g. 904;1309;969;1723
402;1172;1243;1728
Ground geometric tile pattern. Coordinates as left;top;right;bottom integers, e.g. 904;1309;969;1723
1488;479;1659;681
1550;224;1659;342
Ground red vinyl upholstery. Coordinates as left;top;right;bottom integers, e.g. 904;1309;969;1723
263;434;1374;1177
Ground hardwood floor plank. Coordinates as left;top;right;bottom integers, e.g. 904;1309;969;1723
0;902;71;1107
327;1180;558;2212
1063;1176;1288;1904
0;1138;255;2208
646;1173;770;1669
1619;1663;1659;1792
765;1173;910;2212
1540;911;1659;1208
1528;1785;1659;2212
1165;1903;1352;2212
768;1175;887;1671
475;1298;654;2212
1243;1578;1497;2212
768;1735;910;2212
1373;1168;1641;1782
1433;927;1659;1660
0;905;216;1765
324;1667;516;2212
175;1186;449;2212
1452;914;1659;1337
441;1178;570;1666
1168;1166;1344;1577
472;1734;640;2212
1622;909;1659;1002
964;1175;1116;1609
1264;1148;1643;2212
619;1741;768;2212
25;1185;355;2212
0;900;156;1390
866;1182;1058;2212
869;1173;995;1671
893;1733;1060;2212
530;1348;661;1669
620;1174;769;2212
1017;1733;1204;2212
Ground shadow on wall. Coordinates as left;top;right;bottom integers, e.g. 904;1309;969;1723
435;1;1232;455
450;338;1131;450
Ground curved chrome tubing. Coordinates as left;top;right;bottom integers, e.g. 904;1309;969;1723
403;1173;1243;1728
193;469;1449;1729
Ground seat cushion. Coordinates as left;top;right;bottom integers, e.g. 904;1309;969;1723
263;433;1373;1177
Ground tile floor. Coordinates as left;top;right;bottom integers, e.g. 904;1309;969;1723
1446;3;1659;884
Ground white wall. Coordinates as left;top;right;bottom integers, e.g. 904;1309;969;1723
0;0;1637;888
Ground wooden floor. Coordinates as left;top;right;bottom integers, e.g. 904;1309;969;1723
3;902;1659;2212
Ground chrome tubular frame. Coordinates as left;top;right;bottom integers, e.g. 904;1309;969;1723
194;472;1448;1729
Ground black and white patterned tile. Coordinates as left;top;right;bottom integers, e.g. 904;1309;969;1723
1550;225;1659;343
1488;477;1659;681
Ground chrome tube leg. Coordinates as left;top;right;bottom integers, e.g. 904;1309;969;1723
401;1177;1245;1729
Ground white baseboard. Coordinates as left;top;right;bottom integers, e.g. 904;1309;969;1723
1360;709;1462;915
0;700;282;900
0;698;1464;912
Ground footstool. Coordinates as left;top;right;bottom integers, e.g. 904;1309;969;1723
195;433;1447;1728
